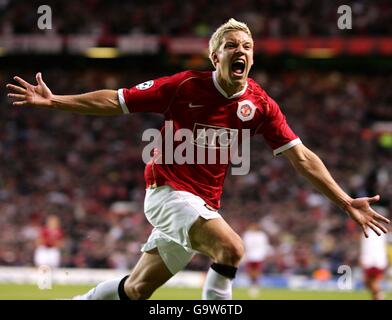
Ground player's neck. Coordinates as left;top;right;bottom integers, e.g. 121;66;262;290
215;71;246;98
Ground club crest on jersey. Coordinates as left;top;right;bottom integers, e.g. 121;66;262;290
136;80;154;90
237;100;256;122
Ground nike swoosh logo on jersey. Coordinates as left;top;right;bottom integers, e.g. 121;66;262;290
188;103;205;108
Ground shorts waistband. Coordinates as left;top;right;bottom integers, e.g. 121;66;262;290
146;180;168;189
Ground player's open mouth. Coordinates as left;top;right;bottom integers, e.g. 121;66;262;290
231;59;246;77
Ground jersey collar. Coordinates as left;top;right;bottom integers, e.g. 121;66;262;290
212;71;248;99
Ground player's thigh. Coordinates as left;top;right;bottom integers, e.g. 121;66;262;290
126;248;173;290
189;216;243;264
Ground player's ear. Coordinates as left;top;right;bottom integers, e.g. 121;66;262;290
249;55;254;67
212;52;219;66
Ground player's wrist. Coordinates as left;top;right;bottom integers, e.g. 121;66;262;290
48;94;61;108
340;197;354;212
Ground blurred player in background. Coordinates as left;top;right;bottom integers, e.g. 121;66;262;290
242;223;271;297
6;18;390;300
33;214;64;269
360;206;389;300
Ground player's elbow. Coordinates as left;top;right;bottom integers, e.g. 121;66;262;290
289;147;320;174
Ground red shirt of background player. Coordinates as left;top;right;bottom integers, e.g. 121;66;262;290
40;226;64;248
119;70;300;210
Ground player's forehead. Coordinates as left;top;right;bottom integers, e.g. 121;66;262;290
221;30;253;45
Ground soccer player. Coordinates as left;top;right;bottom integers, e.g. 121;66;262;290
242;223;271;297
33;214;64;269
6;19;390;300
359;206;389;300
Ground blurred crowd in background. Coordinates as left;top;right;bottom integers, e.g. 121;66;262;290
0;66;391;276
0;0;391;37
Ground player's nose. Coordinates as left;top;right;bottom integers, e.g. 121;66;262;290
234;45;246;55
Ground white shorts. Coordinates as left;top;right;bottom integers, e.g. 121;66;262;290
34;246;61;268
141;185;222;274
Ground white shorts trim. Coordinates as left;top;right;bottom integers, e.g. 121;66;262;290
141;185;222;274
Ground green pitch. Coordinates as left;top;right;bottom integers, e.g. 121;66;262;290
0;284;390;300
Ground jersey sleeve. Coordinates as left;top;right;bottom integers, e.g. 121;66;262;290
117;71;188;114
257;95;302;156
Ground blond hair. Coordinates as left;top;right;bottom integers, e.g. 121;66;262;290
209;18;252;68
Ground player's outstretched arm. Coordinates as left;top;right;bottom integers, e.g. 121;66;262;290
6;73;123;116
283;144;390;237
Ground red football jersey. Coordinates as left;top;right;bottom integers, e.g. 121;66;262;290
118;70;301;209
40;227;64;247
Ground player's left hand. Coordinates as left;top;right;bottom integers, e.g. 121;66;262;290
345;195;390;238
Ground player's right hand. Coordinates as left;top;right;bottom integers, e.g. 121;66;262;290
6;72;53;108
